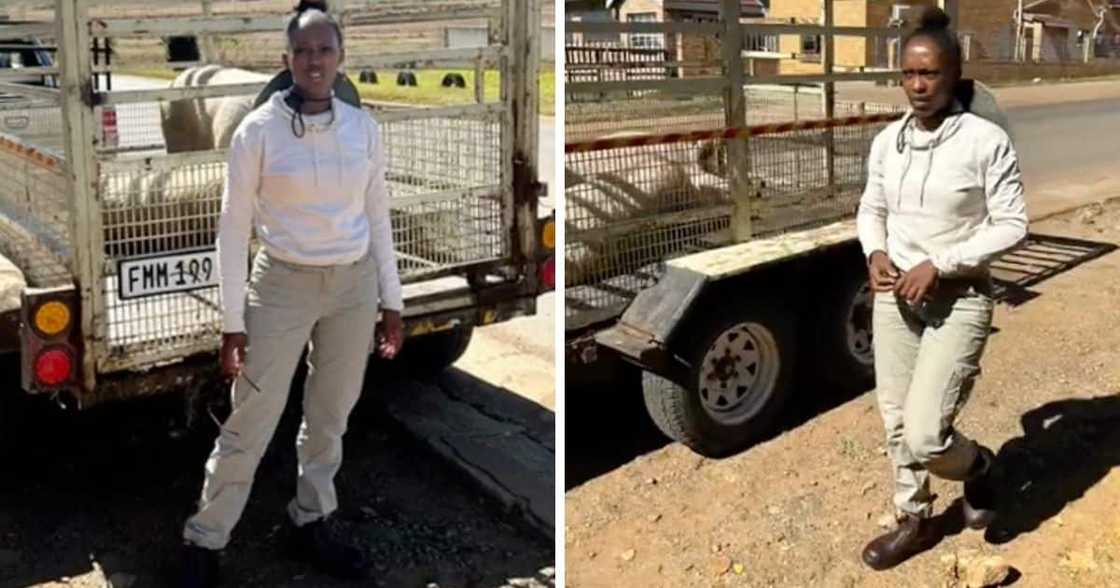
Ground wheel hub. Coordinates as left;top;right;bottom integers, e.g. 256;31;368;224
697;322;779;426
846;283;874;366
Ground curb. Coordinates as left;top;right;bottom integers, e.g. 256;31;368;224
381;371;555;540
1029;194;1120;224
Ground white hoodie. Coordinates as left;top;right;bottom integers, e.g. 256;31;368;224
217;89;403;333
856;106;1028;278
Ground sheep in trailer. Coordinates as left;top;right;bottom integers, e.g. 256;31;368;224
101;168;223;259
565;132;729;288
160;65;270;153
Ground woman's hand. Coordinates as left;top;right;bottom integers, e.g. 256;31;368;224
220;332;248;380
868;251;900;292
895;259;939;305
377;310;404;359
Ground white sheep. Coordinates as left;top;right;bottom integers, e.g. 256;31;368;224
565;133;728;287
160;65;269;153
101;167;223;258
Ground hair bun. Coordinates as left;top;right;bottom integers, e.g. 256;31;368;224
295;0;329;13
916;6;951;30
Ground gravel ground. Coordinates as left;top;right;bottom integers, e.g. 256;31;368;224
0;365;552;588
566;199;1120;587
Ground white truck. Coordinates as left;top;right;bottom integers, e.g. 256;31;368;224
0;0;551;448
565;0;909;457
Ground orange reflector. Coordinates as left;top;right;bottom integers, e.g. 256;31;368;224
35;348;72;386
34;300;71;337
541;220;555;250
540;256;555;291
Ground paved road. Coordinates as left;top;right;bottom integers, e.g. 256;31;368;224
1007;96;1120;217
837;79;1120;216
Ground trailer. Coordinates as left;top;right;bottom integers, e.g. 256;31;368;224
565;0;907;457
0;0;551;448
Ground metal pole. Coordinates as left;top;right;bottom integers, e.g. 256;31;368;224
1016;0;1024;62
201;0;214;63
505;0;540;278
721;0;752;242
57;0;103;394
822;0;836;197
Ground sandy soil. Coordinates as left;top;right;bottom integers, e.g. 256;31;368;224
565;199;1120;588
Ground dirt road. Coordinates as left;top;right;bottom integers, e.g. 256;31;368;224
0;366;552;588
565;200;1120;587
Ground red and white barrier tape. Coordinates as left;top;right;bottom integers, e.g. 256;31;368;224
565;112;904;154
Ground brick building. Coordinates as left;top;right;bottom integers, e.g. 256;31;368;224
609;0;767;75
768;0;1120;73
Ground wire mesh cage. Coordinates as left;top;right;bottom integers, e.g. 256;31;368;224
0;134;72;287
97;158;225;370
564;117;898;328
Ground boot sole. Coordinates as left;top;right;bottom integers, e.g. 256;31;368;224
963;505;996;530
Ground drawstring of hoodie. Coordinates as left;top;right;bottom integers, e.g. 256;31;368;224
919;148;934;208
893;107;964;209
283;89;336;186
897;142;914;209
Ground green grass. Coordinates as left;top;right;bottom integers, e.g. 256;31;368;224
119;67;179;80
350;69;555;115
115;67;555;115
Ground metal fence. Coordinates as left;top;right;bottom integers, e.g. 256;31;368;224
0;97;65;154
0;132;72;288
97;157;225;371
565;116;898;327
566;88;904;142
378;108;506;273
89;101;508;372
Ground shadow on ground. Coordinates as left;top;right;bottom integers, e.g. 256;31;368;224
0;362;549;588
981;394;1120;545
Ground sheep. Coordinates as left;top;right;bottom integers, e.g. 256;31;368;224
101;168;224;259
160;65;270;154
565;132;729;288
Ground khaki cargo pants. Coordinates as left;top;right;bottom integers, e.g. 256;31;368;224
183;249;380;550
872;285;993;519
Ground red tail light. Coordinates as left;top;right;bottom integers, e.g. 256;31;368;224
101;106;119;149
540;256;555;291
35;347;73;387
21;286;82;394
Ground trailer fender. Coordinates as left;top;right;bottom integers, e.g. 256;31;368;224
596;219;860;373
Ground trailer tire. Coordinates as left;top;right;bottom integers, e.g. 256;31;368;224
399;325;475;376
820;270;875;390
642;304;796;458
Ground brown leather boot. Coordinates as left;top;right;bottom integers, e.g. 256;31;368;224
963;445;997;529
861;513;940;570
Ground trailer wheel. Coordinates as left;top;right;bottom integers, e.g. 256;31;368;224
399;325;474;376
821;270;875;389
642;305;796;457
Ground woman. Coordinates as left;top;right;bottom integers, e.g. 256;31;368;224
251;0;363;110
857;7;1028;571
181;7;402;587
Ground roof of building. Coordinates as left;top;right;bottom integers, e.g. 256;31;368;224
1024;12;1077;28
605;0;766;16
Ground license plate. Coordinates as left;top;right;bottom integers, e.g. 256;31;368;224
117;249;219;300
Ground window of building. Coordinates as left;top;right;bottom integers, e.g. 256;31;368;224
800;34;821;62
627;12;664;49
